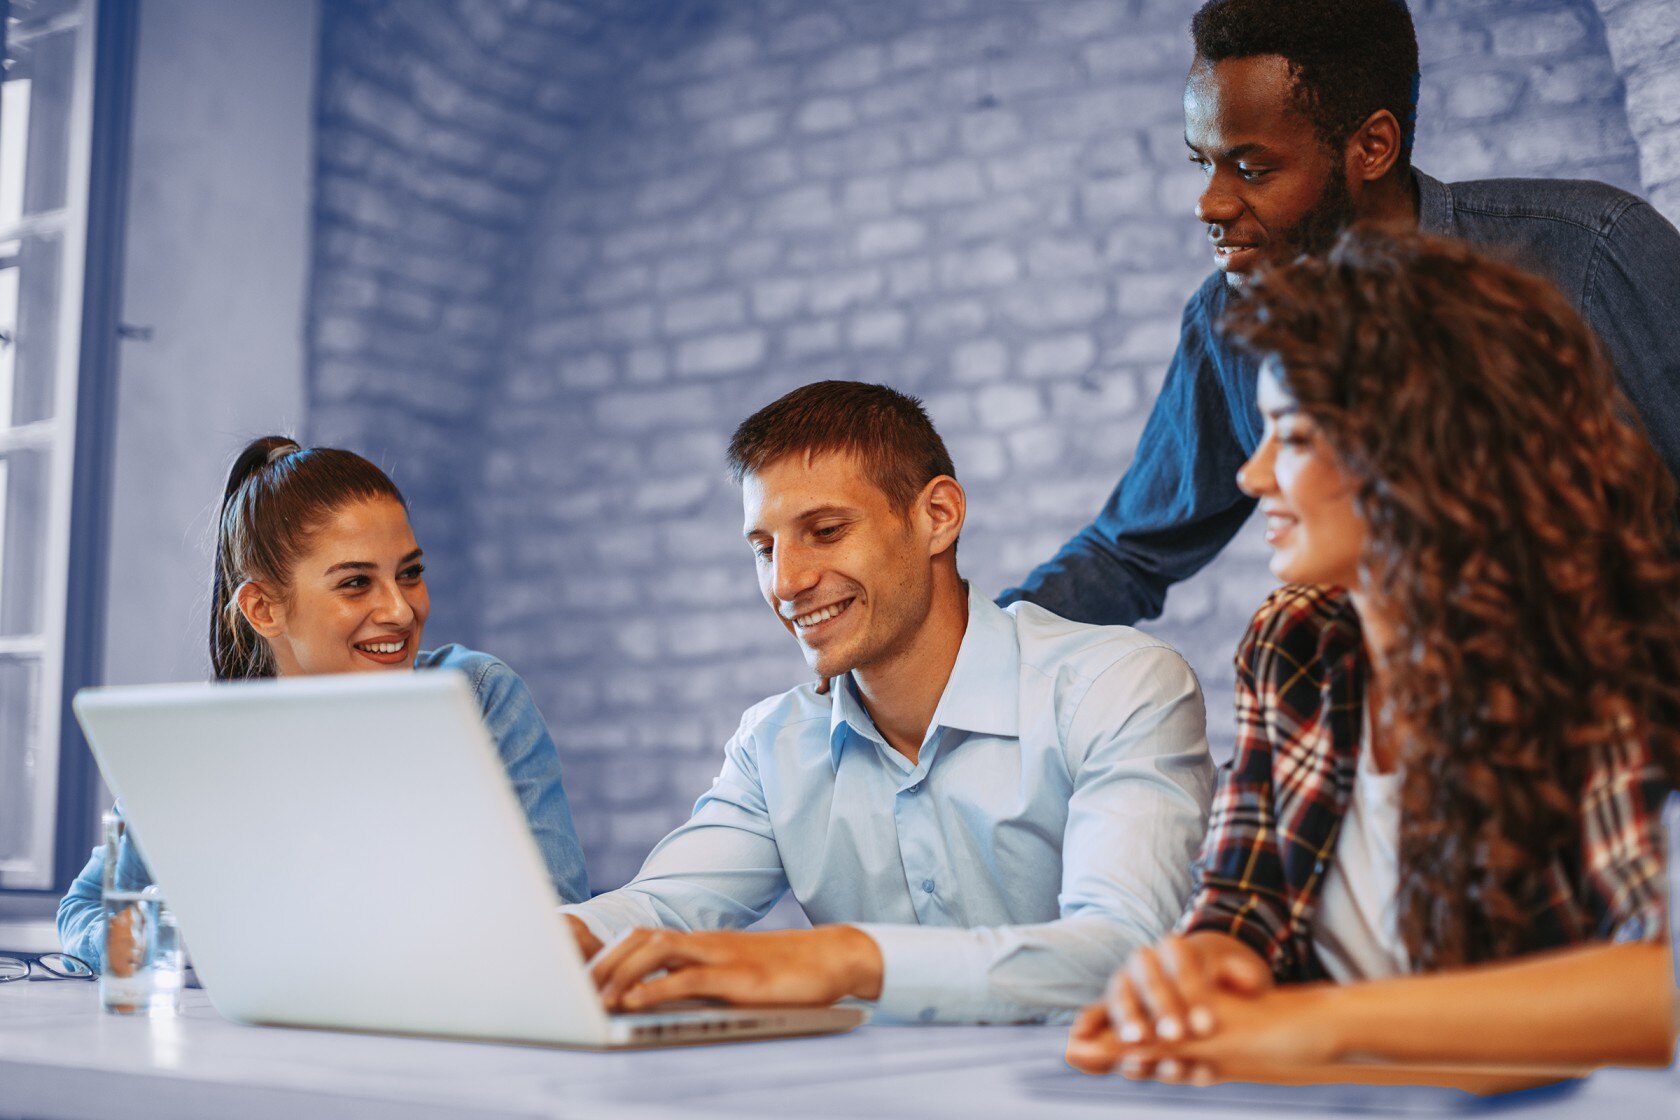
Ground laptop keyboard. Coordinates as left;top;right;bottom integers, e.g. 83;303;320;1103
620;1012;776;1043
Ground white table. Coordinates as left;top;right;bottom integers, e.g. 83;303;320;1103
0;983;1672;1119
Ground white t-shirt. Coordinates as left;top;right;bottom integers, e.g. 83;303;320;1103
1312;703;1409;982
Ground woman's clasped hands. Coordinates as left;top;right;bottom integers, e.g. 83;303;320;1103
1065;931;1337;1084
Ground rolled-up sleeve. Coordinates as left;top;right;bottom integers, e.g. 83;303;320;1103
56;808;154;972
1580;737;1672;945
999;281;1257;626
1177;602;1306;974
57;845;109;969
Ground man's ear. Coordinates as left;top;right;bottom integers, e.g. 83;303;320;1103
236;580;287;640
919;476;966;558
1347;108;1402;185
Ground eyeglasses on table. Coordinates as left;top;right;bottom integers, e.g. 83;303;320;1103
0;953;96;983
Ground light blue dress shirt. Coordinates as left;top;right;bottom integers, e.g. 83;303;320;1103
565;586;1213;1023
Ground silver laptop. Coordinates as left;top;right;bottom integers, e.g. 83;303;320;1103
73;672;865;1048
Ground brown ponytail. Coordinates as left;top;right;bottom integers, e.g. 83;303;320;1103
210;437;408;680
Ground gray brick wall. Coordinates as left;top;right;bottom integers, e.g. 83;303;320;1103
308;0;610;643
310;0;1656;891
1596;0;1680;219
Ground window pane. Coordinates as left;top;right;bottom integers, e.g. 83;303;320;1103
2;232;61;424
2;24;76;220
0;447;48;638
0;79;28;231
0;261;15;426
10;0;82;27
0;0;87;893
0;655;42;869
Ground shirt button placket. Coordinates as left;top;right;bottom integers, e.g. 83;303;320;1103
898;769;937;921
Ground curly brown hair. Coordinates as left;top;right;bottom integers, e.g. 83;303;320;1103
1223;226;1680;969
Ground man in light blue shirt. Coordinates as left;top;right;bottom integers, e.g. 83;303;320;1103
565;381;1213;1023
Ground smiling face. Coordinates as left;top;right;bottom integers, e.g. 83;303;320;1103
244;497;431;676
743;451;951;680
1185;55;1356;288
1236;362;1366;587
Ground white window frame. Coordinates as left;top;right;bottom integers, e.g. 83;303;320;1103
0;0;98;889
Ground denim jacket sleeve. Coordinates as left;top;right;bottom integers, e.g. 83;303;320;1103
1580;199;1680;483
999;277;1258;625
56;847;108;969
56;806;154;971
458;652;593;904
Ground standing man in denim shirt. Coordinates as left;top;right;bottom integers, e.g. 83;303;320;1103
1001;0;1680;625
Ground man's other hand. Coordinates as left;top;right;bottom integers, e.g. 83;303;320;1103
565;914;604;961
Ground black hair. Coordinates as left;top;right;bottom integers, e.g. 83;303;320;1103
1192;0;1420;169
211;437;407;680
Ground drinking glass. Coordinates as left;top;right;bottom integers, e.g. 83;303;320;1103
98;810;182;1016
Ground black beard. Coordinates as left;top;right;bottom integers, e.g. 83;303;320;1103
1284;168;1356;259
1226;170;1356;292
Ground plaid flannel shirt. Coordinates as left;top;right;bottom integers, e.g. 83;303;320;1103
1178;584;1671;982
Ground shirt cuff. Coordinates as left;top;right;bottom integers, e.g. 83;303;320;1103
557;903;623;961
852;924;993;1023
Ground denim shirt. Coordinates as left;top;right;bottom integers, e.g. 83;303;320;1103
1001;170;1680;625
57;645;590;969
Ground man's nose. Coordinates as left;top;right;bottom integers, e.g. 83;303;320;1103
771;542;820;605
1196;173;1242;229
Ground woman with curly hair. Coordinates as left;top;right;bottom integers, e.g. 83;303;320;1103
1067;227;1679;1081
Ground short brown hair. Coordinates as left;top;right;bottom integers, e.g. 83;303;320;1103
726;380;956;511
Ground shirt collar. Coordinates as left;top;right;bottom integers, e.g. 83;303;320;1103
1312;587;1365;663
826;583;1022;769
1413;169;1451;236
828;674;877;766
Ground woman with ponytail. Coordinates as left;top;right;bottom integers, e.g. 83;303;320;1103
59;438;591;967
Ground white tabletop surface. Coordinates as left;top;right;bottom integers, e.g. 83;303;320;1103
0;982;1673;1120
